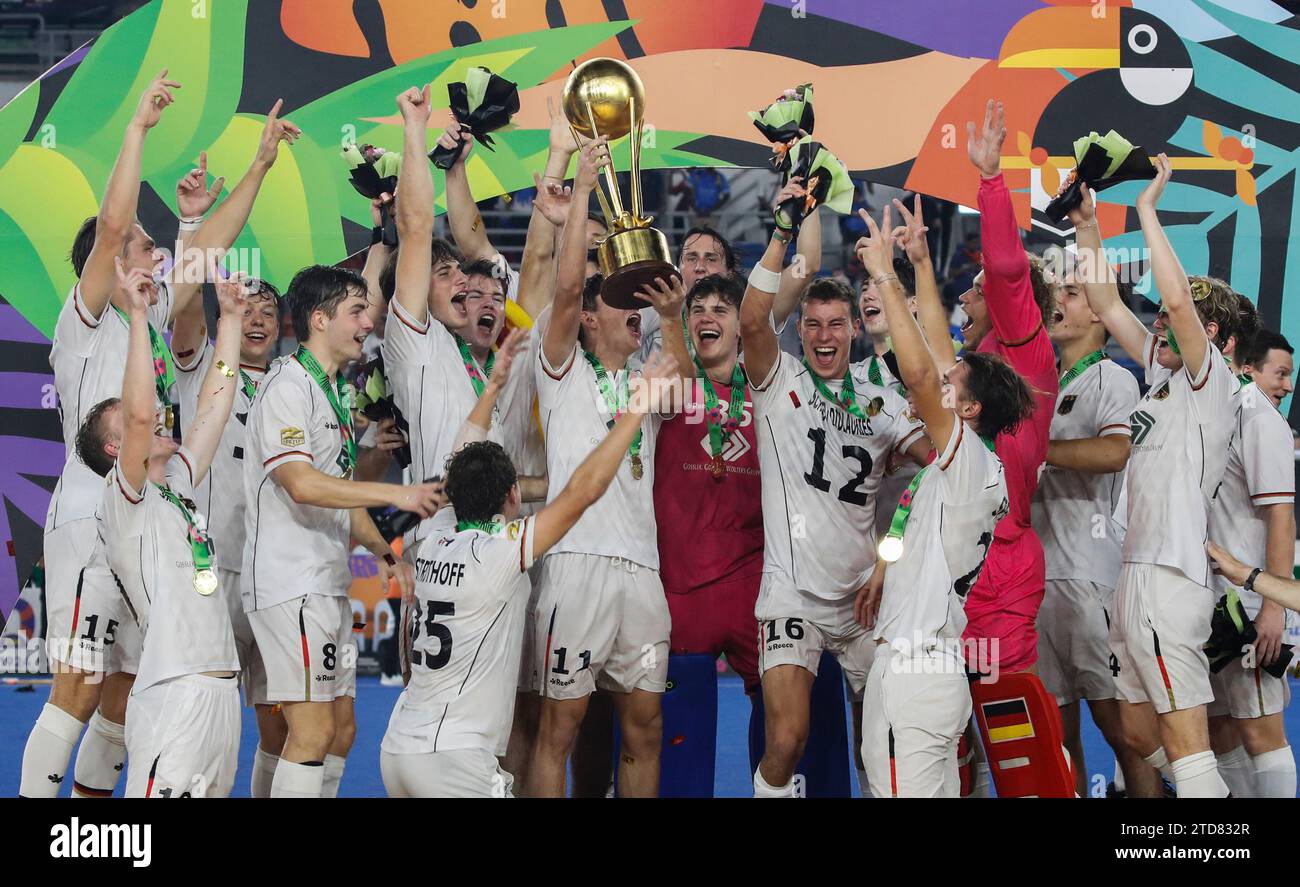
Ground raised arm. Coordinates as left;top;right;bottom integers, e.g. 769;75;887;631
169;154;226;364
181;273;247;483
893;195;957;372
772;177;819;327
532;350;678;556
858;208;954;452
542;137;607;369
438;120;497;263
517;103;578;321
967;100;1038;346
115;259;163;493
1137;154;1207;377
637;275;693;389
738;232;788;388
1068;187;1148;363
81;70;180;317
361;195;392;327
393;85;436;323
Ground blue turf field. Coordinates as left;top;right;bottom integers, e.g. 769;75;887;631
3;674;1298;797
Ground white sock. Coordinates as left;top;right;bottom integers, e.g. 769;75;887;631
251;747;279;799
19;704;86;798
1215;745;1256;798
1144;746;1174;783
968;762;991;798
1112;758;1126;793
856;767;873;798
1169;750;1229;798
1250;746;1296;799
271;759;324;798
72;711;126;798
322;753;347;798
753;767;794;798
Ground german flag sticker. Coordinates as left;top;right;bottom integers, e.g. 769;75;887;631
983;697;1035;743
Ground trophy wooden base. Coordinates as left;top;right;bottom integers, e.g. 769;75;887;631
597;226;679;309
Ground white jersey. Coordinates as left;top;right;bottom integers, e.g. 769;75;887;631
1208;381;1295;616
47;280;174;529
751;351;925;602
874;421;1008;656
1122;334;1238;586
1032;357;1139;589
175;341;264;573
382;516;537;757
535;321;661;568
241;354;352;612
99;448;240;692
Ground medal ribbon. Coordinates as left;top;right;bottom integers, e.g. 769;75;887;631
867;354;884;388
293;347;357;475
456;519;504;534
113;306;175;412
802;359;866;420
696;358;746;460
239;367;259;401
456;335;495;398
154;483;213;575
584;351;642;460
882;435;997;552
1058;349;1107;392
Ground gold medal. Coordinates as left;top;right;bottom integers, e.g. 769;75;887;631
708;455;725;479
193;568;218;596
631;454;643;480
164;406;175;431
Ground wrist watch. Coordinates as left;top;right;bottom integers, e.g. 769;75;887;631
1244;567;1262;593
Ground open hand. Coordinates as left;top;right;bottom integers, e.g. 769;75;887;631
531;172;572;227
133;68;181;130
966;99;1006;178
1207;541;1250;587
1136;152;1172;213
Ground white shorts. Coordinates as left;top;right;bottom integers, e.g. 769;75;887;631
124;674;241;798
1037;579;1117;705
380;748;514;798
1208;656;1292;720
861;645;971;798
248;595;357;704
756;573;872;693
528;552;669;700
44;520;141;674
1110;563;1214;715
220;567;267;706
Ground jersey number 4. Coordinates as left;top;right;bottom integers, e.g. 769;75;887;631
409;600;455;669
803;428;873;506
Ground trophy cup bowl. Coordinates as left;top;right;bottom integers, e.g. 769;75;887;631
562;58;679;310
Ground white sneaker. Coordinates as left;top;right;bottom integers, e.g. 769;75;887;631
379;674;403;687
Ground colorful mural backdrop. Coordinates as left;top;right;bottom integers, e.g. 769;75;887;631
1;0;1297;616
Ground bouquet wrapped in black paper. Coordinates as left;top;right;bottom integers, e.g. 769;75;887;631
749;84;814;172
353;353;411;469
1046;130;1156;223
429;66;521;170
773;137;852;234
1205;589;1294;678
342;144;402;246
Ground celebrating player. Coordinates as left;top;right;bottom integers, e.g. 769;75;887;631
242;264;440;798
1079;153;1240;797
739;206;929;799
855;206;1025;797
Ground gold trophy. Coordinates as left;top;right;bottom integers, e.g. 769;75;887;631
562;58;678;309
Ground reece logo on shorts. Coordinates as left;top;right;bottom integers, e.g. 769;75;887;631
49;818;151;868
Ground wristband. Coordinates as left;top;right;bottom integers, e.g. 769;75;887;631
383;553;397;568
1073;220;1097;232
1244;567;1262;593
771;227;792;244
748;263;782;293
371;225;384;246
178;217;203;232
873;273;899;287
214;359;236;378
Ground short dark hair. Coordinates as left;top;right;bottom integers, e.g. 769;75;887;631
1186;275;1239;349
71;217;97;277
286;265;368;343
961;352;1035;440
892;256;916;298
1241;328;1294;369
75;397;120;477
581;273;604;313
687;273;743;313
445;441;517;523
1233;294;1261;358
462;257;506;295
801;276;861;325
215;279;282;320
378;236;463;302
678;225;737;273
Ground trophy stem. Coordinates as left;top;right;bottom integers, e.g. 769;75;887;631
584;99;626;225
629;95;644;223
569;124;616;227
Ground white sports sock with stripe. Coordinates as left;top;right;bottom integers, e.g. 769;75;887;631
1112;758;1126;793
271;759;324;798
322;753;347;798
72;711;126;798
1249;746;1296;799
753;767;794;798
251;747;279;799
1169;750;1230;798
1144;746;1174;783
19;704;85;798
1214;745;1255;798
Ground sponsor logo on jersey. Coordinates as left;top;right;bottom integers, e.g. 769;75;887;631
1150;381;1170;401
1057;395;1077;415
280;426;304;446
1130;409;1156;446
697;429;752;463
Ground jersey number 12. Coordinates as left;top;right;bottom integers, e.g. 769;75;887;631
803;428;873;506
